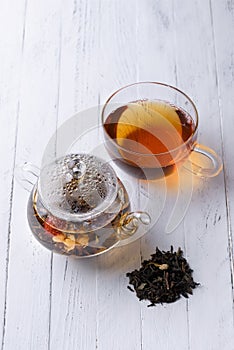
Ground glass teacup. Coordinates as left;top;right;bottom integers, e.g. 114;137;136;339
102;82;223;180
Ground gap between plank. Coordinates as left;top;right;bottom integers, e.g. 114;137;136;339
48;6;63;350
1;1;28;348
1;103;20;350
172;1;190;349
209;0;234;324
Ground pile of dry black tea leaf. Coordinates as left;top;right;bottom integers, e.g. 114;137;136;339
126;246;199;307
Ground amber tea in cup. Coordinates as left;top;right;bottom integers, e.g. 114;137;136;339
102;82;222;179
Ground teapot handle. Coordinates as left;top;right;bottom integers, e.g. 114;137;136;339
15;162;40;192
116;211;151;247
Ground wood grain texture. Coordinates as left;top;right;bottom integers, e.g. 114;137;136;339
137;2;190;349
0;1;27;347
0;0;234;350
174;1;234;349
97;2;143;350
212;0;234;321
1;1;62;349
49;1;100;350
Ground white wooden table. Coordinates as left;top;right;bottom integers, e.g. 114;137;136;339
1;1;234;349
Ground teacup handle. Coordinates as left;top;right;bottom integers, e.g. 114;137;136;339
116;211;151;246
183;143;223;178
15;162;40;192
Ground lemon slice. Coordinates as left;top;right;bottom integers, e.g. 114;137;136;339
116;100;183;154
145;100;182;135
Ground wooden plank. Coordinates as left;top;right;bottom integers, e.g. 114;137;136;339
136;1;190;349
49;1;101;349
0;0;27;347
211;0;234;307
96;1;143;349
174;0;234;349
2;1;62;349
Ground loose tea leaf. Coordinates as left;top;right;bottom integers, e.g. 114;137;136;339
126;246;199;307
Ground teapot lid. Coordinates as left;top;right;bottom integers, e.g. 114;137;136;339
38;154;118;222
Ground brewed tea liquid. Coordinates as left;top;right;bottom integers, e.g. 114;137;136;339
104;100;196;178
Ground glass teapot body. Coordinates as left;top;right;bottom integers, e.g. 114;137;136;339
28;178;131;257
20;154;150;258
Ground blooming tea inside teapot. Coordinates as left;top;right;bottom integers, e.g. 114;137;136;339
20;153;150;258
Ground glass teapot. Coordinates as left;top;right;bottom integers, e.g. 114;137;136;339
19;153;150;258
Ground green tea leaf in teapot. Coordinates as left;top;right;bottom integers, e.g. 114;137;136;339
126;246;199;306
